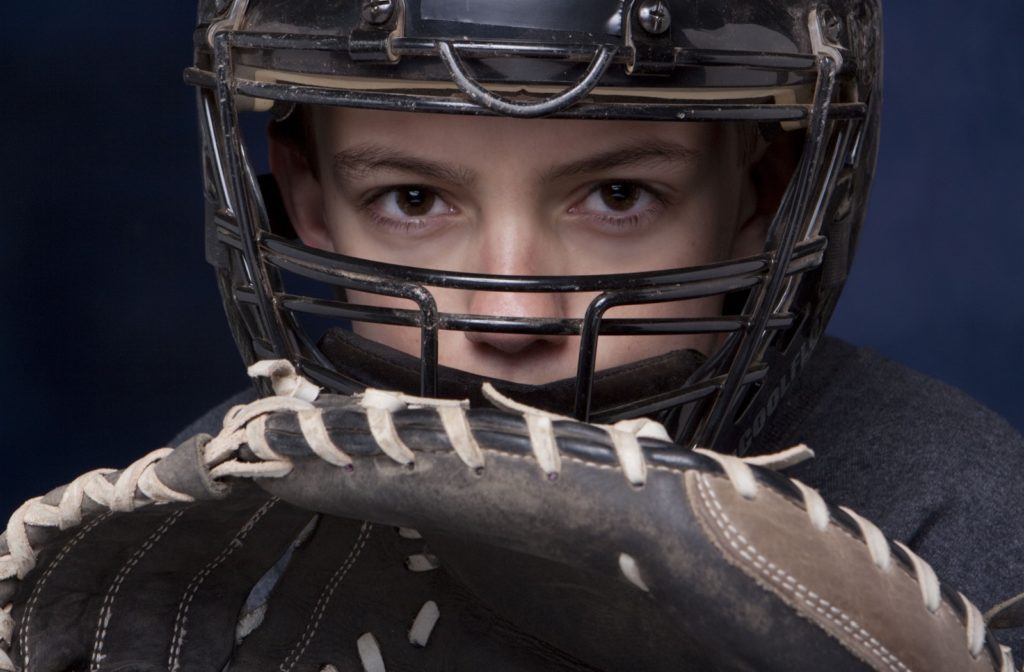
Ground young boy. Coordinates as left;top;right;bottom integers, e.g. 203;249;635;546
183;0;1022;659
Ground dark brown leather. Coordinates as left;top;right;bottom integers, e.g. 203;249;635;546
1;396;1008;671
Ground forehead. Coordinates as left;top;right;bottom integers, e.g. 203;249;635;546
312;107;735;163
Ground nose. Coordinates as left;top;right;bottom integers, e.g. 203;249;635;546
462;221;571;356
464;291;569;354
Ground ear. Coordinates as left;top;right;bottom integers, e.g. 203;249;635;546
731;131;799;259
268;128;334;251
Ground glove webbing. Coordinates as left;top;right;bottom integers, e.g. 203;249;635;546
0;360;1010;671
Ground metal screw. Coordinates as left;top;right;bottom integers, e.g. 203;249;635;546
362;0;395;25
819;7;842;42
636;0;671;35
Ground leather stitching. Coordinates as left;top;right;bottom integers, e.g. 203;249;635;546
278;521;372;672
20;512;112;670
695;474;909;672
90;509;185;671
167;498;279;671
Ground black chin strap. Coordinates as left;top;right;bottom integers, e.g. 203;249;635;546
317;328;706;424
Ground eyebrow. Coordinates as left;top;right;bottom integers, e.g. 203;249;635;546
541;141;703;182
330;139;702;186
332;144;477;186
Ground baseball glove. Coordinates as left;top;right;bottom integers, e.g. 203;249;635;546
0;361;1014;671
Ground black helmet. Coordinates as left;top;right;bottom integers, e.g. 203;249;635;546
186;0;882;453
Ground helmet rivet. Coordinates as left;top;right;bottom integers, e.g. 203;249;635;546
637;0;671;35
362;0;395;25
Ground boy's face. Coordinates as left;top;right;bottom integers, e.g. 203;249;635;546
272;108;770;385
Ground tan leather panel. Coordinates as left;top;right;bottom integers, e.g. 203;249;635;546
686;471;999;672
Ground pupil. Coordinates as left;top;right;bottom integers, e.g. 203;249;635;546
397;187;435;216
600;183;639;211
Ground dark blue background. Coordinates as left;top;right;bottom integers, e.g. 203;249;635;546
2;3;1022;516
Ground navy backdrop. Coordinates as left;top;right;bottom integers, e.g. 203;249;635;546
2;3;1022;516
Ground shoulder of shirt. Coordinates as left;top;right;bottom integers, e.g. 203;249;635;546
763;334;1024;459
758;333;1024;527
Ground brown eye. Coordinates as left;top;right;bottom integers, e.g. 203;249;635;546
396;187;436;216
599;183;641;211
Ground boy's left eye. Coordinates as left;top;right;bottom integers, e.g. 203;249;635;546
578;182;657;215
380;186;451;218
597;183;642;211
573;181;659;223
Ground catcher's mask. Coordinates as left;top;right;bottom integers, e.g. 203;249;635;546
186;0;881;453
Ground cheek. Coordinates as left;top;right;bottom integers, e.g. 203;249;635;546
321;191;374;258
594;333;719;371
630;198;748;276
598;295;725;366
669;162;753;264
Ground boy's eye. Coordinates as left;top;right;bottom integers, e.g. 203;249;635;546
568;181;664;233
361;185;458;234
598;183;642;211
389;187;443;217
577;181;657;216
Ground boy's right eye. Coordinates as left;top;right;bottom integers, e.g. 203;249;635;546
360;185;458;234
372;185;452;219
596;182;643;211
387;186;441;217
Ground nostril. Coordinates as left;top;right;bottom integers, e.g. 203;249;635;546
455;327;575;383
461;286;574;359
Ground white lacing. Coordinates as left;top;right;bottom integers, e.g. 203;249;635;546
481;384;565;479
203;395;310;479
408;600;440;647
840;506;893;573
0;361;1005;671
342;383;674;486
693;447;1000;666
962;592;987;659
999;644;1015;672
297;408;354;470
360;390;419;466
892;540;941;614
742;444;817;471
247;359;321;402
791;480;830;532
356;632;386;672
481;383;672;486
617;552;650;593
0;361;319;671
405;553;440;572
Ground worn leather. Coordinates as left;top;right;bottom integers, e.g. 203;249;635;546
2;398;1008;671
688;471;996;672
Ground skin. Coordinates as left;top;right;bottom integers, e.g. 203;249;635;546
270;108;772;384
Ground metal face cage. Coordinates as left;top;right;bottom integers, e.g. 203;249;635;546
185;0;881;452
